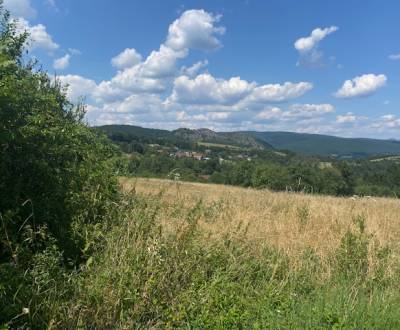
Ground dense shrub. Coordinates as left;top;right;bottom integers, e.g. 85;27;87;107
0;6;118;325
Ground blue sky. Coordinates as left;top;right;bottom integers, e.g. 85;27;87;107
4;0;400;138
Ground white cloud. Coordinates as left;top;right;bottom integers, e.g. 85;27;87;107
68;48;81;55
140;44;187;78
255;107;283;120
15;18;59;51
254;104;333;122
181;60;208;76
93;9;225;101
176;110;231;123
167;73;313;110
294;26;338;67
288;103;334;117
96;67;168;99
336;112;357;123
104;94;163;114
57;75;97;102
4;0;36;19
62;10;392;138
247;81;313;103
53;54;70;70
166;9;225;51
295;26;338;53
336;112;368;124
111;48;143;70
389;54;400;61
334;74;387;98
168;73;255;105
378;114;400;128
29;23;59;51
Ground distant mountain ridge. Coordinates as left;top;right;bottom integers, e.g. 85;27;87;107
173;128;270;149
249;131;400;157
96;125;400;158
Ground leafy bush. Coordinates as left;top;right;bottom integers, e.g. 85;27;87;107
0;5;118;325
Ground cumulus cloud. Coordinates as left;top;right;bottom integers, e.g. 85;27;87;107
95;67;168;100
57;75;97;102
57;10;326;134
248;82;313;103
166;9;225;51
166;73;313;112
181;60;209;76
111;48;142;69
334;74;387;98
140;45;187;78
295;26;338;53
53;54;70;70
294;26;338;67
15;18;59;51
105;94;163;114
88;9;226;104
4;0;36;19
168;73;255;105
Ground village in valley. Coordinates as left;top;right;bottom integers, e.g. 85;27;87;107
147;143;256;163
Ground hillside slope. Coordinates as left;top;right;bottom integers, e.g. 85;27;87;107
250;131;400;157
173;128;271;149
97;125;271;149
96;125;400;157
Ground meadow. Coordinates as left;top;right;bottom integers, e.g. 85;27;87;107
123;177;400;265
65;177;400;329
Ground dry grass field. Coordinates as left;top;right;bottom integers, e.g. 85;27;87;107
121;177;400;267
45;177;400;328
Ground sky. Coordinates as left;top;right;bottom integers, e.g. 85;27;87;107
3;0;400;138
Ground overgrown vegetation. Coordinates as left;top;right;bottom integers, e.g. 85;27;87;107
0;5;118;326
1;4;400;328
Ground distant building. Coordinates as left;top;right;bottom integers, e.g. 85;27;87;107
192;152;204;160
172;151;205;160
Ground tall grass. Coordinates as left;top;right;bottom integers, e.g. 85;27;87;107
4;178;400;328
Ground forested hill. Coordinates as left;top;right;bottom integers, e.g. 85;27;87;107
96;125;271;150
250;131;400;157
96;124;400;158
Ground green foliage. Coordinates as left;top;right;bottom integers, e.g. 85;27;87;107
333;216;371;282
0;5;118;325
